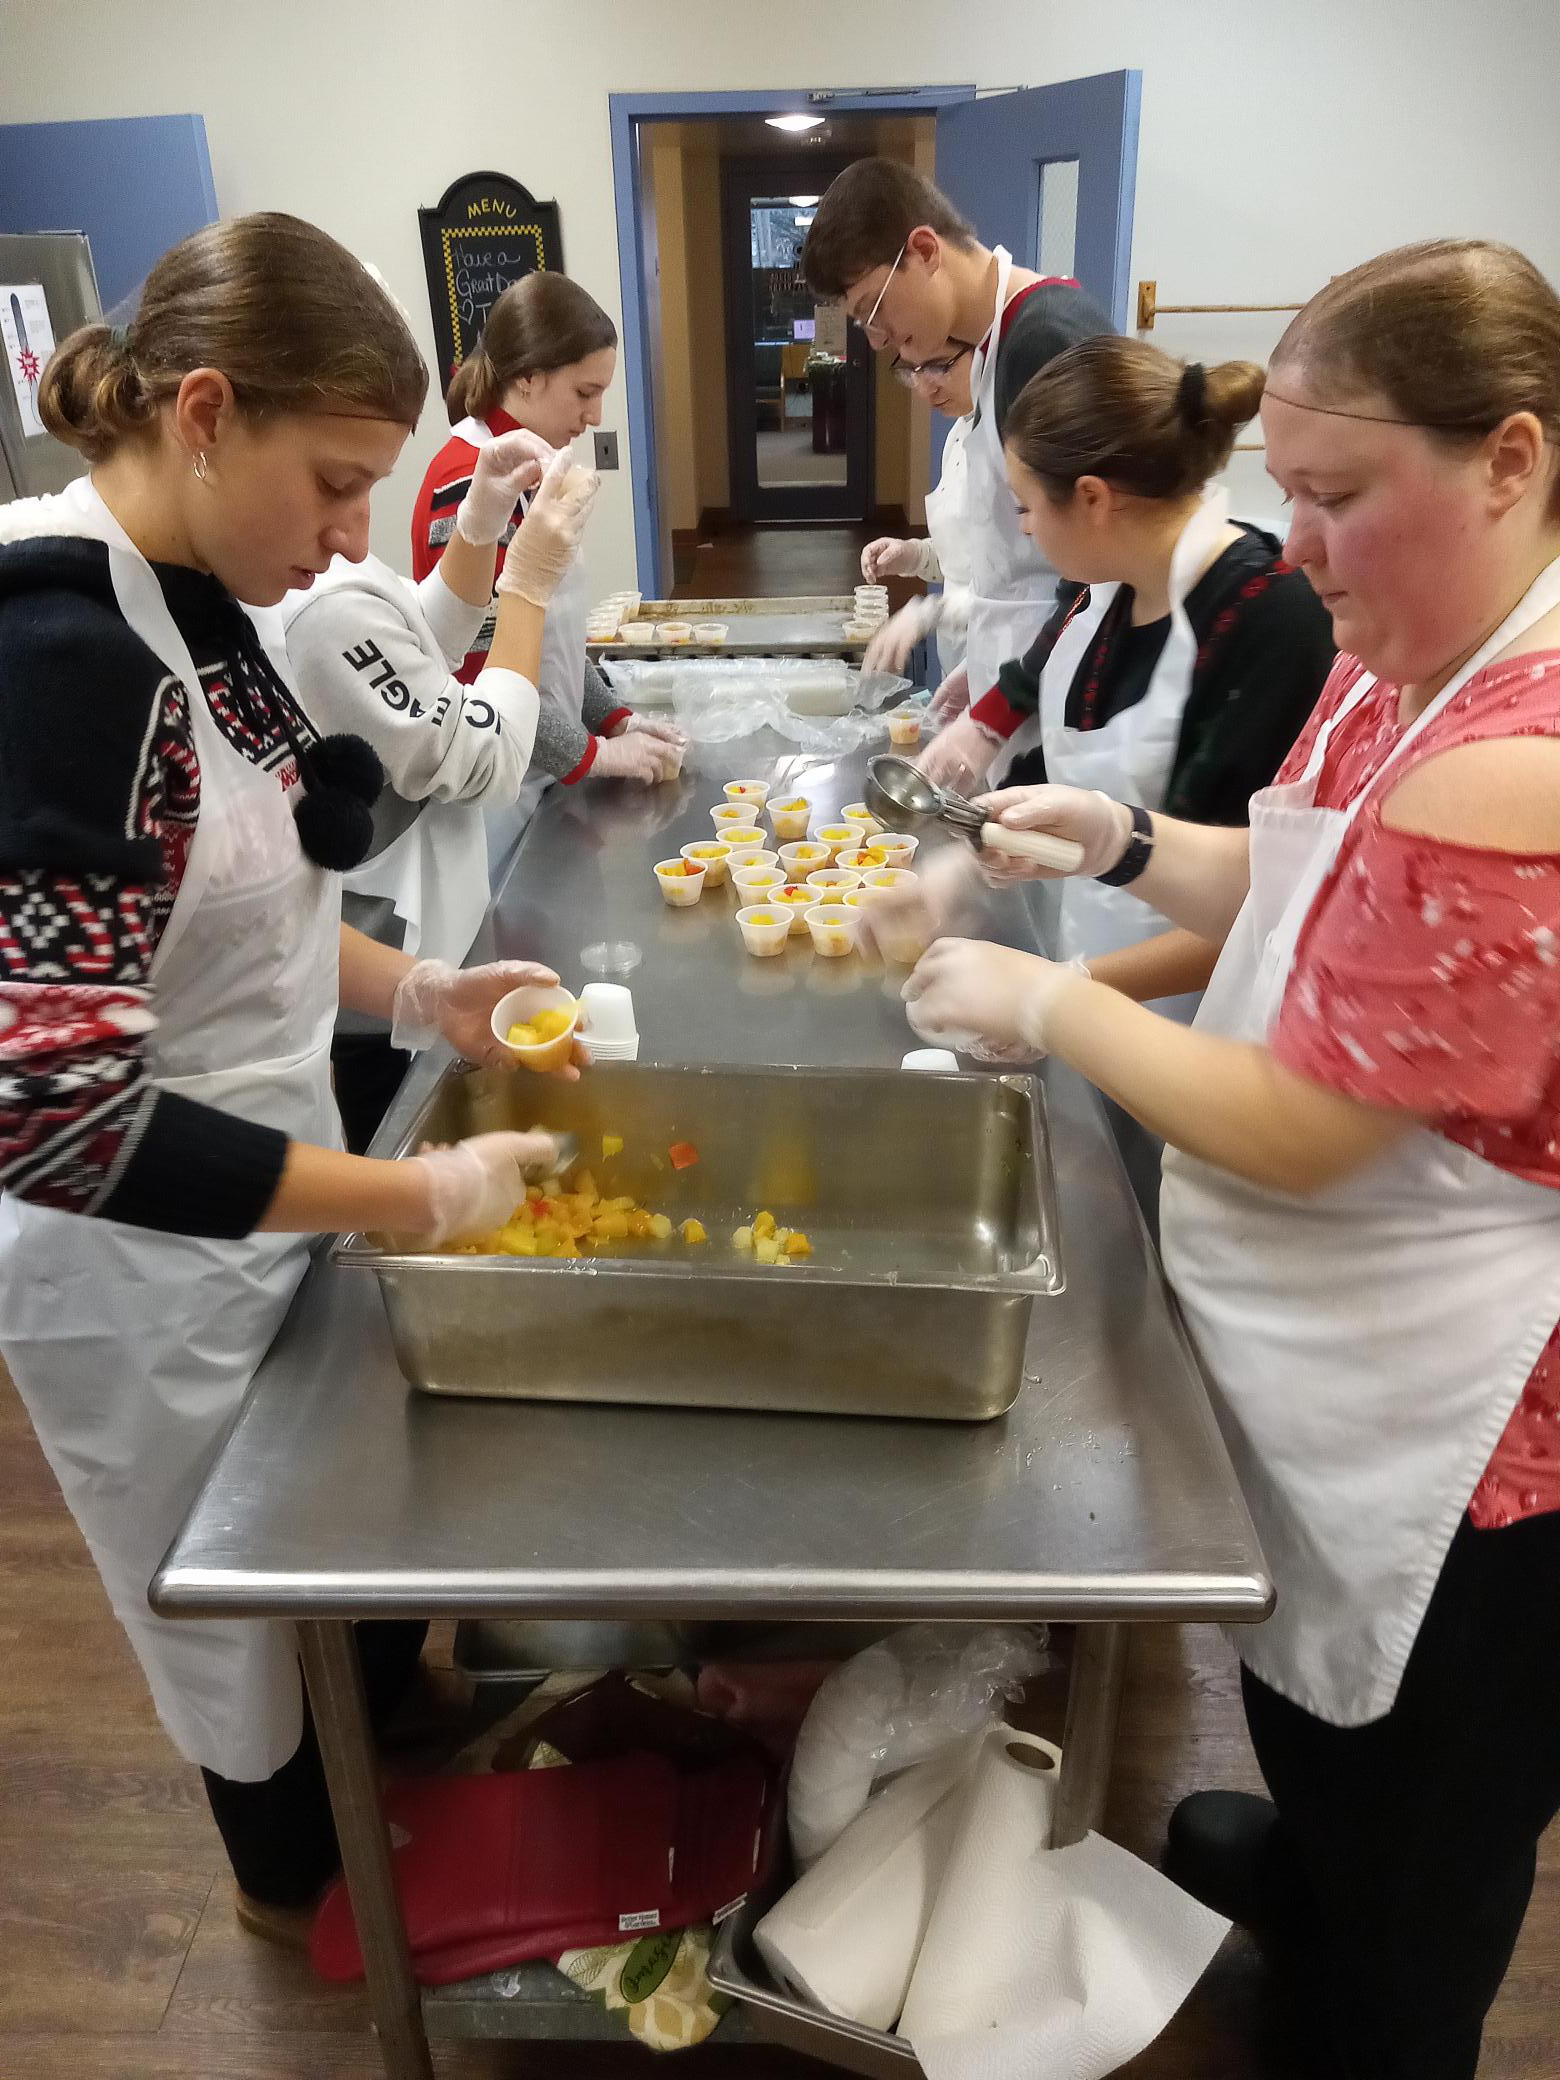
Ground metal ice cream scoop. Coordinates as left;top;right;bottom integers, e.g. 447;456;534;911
864;756;1086;872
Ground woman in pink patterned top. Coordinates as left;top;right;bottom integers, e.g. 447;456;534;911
902;240;1560;2079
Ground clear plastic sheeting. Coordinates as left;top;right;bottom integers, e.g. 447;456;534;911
602;655;915;752
787;1623;1051;1869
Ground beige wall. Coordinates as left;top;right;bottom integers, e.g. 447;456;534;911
682;138;730;520
8;0;1560;587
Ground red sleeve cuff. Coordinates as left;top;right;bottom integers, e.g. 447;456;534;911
970;688;1026;740
600;706;633;737
561;736;600;785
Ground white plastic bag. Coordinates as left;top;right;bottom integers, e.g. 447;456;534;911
788;1623;1050;1868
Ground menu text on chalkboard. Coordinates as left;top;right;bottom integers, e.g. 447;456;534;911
418;171;565;388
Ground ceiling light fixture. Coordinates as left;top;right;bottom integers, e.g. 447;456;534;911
766;113;824;133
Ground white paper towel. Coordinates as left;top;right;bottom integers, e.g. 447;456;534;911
754;1730;984;2032
901;1726;1231;2080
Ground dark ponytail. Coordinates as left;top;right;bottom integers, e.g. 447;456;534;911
444;272;617;425
1004;335;1266;502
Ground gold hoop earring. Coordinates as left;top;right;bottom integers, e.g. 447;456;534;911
193;451;209;482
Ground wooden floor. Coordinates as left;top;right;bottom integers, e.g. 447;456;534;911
672;521;901;602
4;1361;1556;2078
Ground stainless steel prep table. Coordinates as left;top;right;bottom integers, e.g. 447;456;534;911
152;736;1271;2080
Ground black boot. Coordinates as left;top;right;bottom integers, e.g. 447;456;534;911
1164;1790;1311;1941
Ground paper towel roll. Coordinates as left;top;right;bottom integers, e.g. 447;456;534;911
899;1725;1232;2080
897;1726;1061;2040
754;1730;983;2032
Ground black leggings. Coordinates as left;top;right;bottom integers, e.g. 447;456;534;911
329;1032;411;1156
1242;1509;1560;2080
201;1618;428;1907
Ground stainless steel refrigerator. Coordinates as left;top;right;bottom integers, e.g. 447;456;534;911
0;230;101;503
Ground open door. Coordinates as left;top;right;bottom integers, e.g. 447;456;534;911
933;71;1140;462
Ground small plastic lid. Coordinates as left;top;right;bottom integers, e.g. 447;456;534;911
901;1048;960;1073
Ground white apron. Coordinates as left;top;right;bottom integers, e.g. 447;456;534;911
1160;552;1560;1727
924;413;971;679
996;492;1234;1024
0;477;343;1779
960;247;1060;706
453;415;589;846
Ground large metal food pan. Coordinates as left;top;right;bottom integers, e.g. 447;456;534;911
334;1062;1063;1421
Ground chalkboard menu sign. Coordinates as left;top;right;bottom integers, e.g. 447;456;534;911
418;171;564;386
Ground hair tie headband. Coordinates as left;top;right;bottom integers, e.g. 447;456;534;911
1177;361;1208;424
110;324;130;351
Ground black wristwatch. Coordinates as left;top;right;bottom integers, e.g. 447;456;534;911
1095;801;1154;888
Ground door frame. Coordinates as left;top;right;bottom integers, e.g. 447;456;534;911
721;153;870;526
608;85;975;596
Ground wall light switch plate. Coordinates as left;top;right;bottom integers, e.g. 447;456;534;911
593;430;620;471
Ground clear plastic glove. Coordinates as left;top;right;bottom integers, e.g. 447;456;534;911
972;783;1133;880
915;710;1002;796
591;729;682;784
411;1130;566;1248
856;845;980;960
928;663;970;724
902;938;1091;1058
496;450;600;607
390;957;586;1074
861;536;934;583
454;429;555;546
620;711;690;752
863;595;941;677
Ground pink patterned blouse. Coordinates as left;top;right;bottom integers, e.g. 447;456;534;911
1270;651;1560;1528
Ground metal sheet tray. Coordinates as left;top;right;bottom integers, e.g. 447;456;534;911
591;594;868;657
334;1061;1063;1421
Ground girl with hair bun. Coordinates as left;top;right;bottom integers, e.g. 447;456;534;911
919;333;1335;1028
904;238;1560;2078
0;212;591;1941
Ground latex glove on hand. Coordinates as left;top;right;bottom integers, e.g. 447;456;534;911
915;711;1002;796
972;784;1133;882
856;844;981;960
390;958;588;1074
620;711;690;753
412;1131;568;1248
927;663;970;725
902;939;1091;1061
592;729;682;784
496;449;600;607
861;536;934;583
454;429;554;546
862;595;941;678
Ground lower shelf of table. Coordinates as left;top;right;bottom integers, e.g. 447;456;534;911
421;1959;770;2044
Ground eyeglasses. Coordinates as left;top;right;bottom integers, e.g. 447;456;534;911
891;345;972;387
850;241;907;344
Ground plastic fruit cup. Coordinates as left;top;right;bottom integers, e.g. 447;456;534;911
724;844;777;872
712;803;754;831
805;903;859;959
835;847;890;875
813;824;865;860
718;826;764;855
806;866;863;897
840;801;877;829
888;711;923;749
681;840;731;887
654;857;706;907
773;884;817;936
874;910;933;965
863;866;919;894
723;779;771;808
768;799;812;842
490;984;580;1072
736;905;790;958
658;620;694;643
871;833;919;867
779;841;829;876
732;865;785;901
